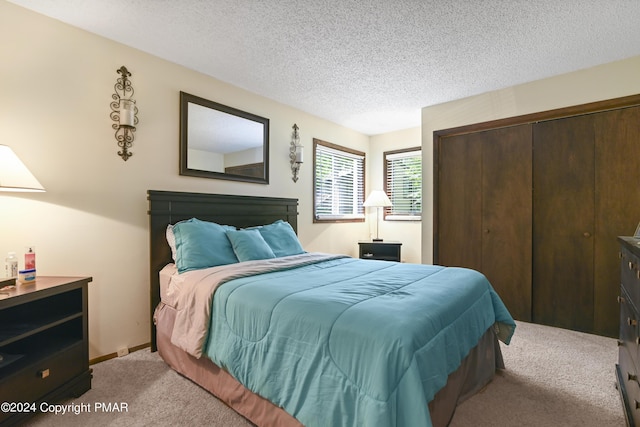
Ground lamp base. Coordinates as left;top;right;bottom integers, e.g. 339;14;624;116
372;238;383;242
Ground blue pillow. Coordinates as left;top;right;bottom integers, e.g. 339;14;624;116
171;218;238;273
226;229;276;262
257;220;305;257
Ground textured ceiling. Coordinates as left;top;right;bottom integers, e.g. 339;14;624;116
7;0;640;135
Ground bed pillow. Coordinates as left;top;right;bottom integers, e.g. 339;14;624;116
257;220;305;257
171;218;238;273
226;229;276;262
166;224;177;261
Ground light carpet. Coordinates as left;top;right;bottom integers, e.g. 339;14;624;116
450;321;624;427
24;321;625;426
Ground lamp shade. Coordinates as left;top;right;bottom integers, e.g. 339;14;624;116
363;190;392;208
0;145;45;192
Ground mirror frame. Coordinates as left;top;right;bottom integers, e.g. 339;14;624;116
179;91;270;184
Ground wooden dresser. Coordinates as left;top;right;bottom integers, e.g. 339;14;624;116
618;237;640;426
0;276;92;426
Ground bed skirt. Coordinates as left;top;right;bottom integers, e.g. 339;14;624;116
154;303;504;427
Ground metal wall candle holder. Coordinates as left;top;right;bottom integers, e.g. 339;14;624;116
289;124;303;182
110;66;138;161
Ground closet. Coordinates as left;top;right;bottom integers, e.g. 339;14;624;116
434;95;640;337
436;125;532;322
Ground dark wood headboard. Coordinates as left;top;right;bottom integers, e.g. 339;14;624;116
147;190;299;350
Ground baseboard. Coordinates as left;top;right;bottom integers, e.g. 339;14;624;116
89;342;150;365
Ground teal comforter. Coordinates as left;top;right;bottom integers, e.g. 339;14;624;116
203;256;515;427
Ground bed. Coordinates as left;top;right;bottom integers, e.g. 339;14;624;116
148;190;515;427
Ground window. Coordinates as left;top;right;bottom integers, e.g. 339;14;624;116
313;139;365;222
384;147;422;220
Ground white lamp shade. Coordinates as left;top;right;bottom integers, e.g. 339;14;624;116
0;145;45;192
363;190;392;207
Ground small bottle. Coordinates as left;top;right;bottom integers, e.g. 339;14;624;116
25;246;36;270
5;252;18;278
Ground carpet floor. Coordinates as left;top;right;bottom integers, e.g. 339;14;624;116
23;321;625;426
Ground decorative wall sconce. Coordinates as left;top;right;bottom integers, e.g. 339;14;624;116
289;124;303;182
110;66;138;161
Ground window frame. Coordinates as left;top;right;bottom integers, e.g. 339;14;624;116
313;138;366;223
383;146;422;221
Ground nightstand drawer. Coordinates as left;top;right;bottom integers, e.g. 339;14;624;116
0;342;85;406
358;241;402;262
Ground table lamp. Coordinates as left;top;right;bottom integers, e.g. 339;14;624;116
363;190;392;241
0;145;45;192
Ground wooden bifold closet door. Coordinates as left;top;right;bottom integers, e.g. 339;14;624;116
436;124;532;322
532;115;595;333
533;107;640;336
435;99;640;337
593;107;640;336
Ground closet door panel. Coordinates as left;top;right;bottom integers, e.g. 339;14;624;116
533;115;595;332
436;133;482;270
482;125;533;321
594;106;640;337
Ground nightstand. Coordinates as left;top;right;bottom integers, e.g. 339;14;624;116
358;241;402;262
0;276;92;426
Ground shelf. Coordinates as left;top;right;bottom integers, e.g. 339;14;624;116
0;312;82;347
358;241;402;262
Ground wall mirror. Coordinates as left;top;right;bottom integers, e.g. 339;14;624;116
179;91;269;184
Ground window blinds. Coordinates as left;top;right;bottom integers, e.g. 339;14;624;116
385;149;422;219
314;143;365;220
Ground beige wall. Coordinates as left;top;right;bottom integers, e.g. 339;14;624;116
421;55;640;264
0;2;419;359
368;127;422;263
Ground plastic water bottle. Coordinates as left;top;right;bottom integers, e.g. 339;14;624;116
5;252;18;278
